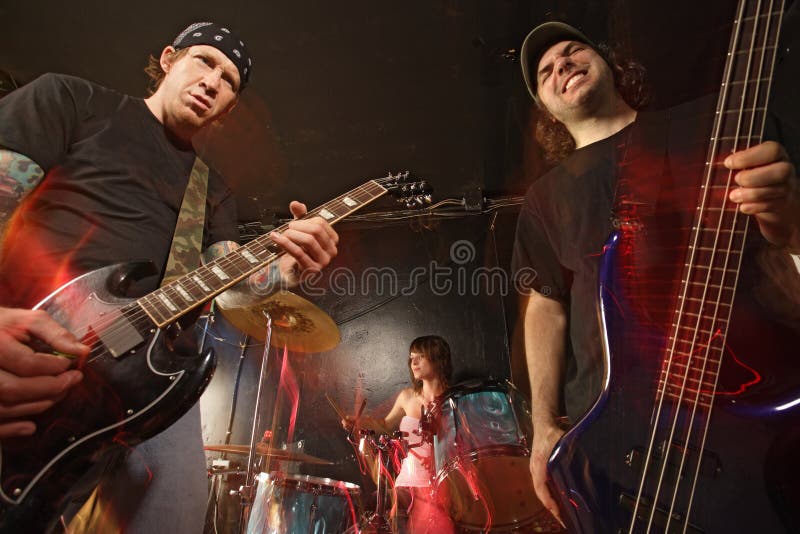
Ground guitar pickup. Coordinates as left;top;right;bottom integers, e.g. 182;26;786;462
94;309;145;358
626;442;722;481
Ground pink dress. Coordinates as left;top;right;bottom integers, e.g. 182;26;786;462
394;416;433;487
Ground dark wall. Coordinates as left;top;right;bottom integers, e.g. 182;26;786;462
0;0;760;216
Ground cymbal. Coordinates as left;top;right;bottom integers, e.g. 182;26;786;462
218;291;339;352
204;443;334;465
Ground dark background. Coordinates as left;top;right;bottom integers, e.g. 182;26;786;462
0;0;749;216
2;0;797;525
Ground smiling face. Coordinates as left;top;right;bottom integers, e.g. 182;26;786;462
535;40;616;125
151;44;240;142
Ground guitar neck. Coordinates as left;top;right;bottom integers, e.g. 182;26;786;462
660;0;785;404
137;180;389;327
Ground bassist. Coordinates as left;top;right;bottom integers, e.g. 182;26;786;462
512;16;800;528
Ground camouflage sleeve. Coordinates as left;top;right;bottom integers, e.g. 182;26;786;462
0;148;45;232
204;240;284;308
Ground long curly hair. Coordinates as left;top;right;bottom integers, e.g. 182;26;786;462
535;43;649;164
408;335;453;393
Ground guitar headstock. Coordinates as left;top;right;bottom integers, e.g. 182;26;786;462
376;172;433;208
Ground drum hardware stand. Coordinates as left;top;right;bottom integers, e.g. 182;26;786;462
351;430;406;534
200;309;256;533
234;309;274;533
306;502;318;534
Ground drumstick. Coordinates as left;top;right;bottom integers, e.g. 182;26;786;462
325;393;346;421
354;399;367;422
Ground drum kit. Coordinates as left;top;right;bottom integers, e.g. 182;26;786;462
200;291;360;534
199;292;563;533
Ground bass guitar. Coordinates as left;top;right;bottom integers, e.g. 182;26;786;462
0;173;431;532
548;1;800;532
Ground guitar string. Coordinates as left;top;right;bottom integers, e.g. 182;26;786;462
86;179;397;364
680;3;782;532
630;1;749;531
80;181;384;364
79;181;386;362
70;179;393;365
634;2;781;531
667;1;774;530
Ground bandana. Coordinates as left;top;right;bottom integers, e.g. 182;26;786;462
173;22;252;89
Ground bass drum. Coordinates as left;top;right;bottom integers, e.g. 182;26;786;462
246;472;360;534
432;380;554;531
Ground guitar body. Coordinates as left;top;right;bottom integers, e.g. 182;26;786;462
0;174;426;531
549;231;800;533
0;262;215;533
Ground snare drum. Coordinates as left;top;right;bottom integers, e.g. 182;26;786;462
433;380;546;531
246;473;360;534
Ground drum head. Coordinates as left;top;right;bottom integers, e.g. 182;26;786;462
439;454;544;530
433;381;556;530
246;473;360;534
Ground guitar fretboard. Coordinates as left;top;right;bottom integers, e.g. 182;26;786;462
660;0;784;406
137;180;389;327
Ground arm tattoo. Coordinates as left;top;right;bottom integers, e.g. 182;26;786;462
0;149;45;226
203;240;237;263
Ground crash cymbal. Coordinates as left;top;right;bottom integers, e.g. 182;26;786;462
204;443;334;465
218;291;339;352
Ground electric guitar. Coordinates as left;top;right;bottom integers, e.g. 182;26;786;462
0;173;431;532
547;1;800;532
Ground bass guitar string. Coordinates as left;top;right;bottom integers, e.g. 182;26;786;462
655;2;775;530
667;0;771;529
680;3;783;532
629;1;749;531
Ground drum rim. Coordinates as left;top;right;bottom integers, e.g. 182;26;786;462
440;378;517;399
266;472;361;494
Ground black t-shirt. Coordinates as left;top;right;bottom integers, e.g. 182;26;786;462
511;98;724;420
0;73;239;307
513;88;800;422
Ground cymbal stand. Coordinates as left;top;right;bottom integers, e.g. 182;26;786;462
204;309;251;531
236;310;274;532
350;430;405;534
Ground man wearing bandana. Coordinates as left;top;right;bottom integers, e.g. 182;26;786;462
0;22;338;532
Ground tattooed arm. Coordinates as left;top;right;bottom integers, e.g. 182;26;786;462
204;240;284;308
0;148;88;438
0;148;45;235
207;200;339;309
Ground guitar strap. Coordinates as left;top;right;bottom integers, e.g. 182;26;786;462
161;157;210;285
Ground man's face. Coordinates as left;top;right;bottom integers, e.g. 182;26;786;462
159;44;240;133
535;40;615;123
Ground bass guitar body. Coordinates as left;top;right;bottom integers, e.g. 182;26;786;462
0;262;215;533
548;231;800;533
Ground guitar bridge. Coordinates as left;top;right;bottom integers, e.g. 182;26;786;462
618;493;704;534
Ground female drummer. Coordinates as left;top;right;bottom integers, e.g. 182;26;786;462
344;335;455;534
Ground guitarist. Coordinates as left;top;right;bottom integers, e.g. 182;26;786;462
0;22;338;532
511;19;800;525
